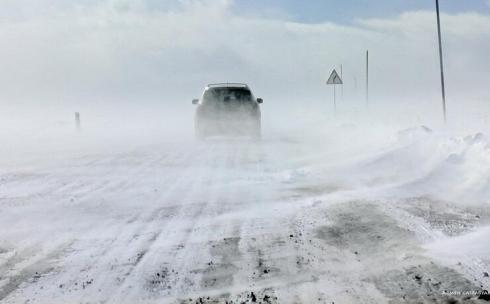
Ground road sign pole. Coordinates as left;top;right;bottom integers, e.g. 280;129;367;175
435;0;447;123
327;69;343;115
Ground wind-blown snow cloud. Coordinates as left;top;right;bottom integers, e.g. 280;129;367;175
0;0;489;108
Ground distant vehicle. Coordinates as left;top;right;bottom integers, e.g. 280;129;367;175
192;83;263;139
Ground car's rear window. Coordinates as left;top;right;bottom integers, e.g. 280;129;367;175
203;88;253;105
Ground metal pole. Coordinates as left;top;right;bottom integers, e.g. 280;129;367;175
366;50;369;106
435;0;447;123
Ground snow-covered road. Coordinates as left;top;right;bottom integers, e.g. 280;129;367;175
1;130;489;303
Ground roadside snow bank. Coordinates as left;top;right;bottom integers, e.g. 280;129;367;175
391;129;490;205
295;124;490;206
424;225;490;260
423;225;490;285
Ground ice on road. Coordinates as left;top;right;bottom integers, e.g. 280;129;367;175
0;128;489;303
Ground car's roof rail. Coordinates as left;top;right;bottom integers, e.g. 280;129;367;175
207;83;249;88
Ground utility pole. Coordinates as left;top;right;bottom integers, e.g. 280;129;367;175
366;50;369;106
435;0;447;123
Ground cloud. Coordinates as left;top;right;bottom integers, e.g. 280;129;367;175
0;0;488;108
358;11;490;99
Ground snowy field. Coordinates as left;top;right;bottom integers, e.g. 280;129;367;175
1;105;490;303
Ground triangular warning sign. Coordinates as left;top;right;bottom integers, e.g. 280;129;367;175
326;69;343;85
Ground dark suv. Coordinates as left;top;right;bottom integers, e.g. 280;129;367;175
192;83;263;139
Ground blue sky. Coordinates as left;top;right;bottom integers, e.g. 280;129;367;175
4;1;488;24
231;0;490;23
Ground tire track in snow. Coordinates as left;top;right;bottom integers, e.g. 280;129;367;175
171;143;246;300
103;142;222;303
106;141;249;303
0;145;202;303
0;240;75;303
170;142;280;303
54;147;205;302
